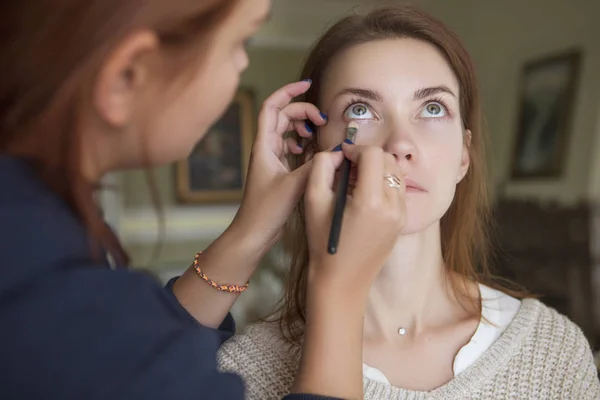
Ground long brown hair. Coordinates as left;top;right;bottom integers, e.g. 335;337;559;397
0;0;237;264
275;5;525;344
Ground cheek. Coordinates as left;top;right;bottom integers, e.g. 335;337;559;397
144;58;240;165
233;48;249;72
192;49;241;132
424;123;464;163
427;141;464;193
317;121;346;149
350;121;384;145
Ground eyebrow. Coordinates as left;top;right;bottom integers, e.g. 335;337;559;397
335;88;384;102
413;85;456;100
334;85;457;104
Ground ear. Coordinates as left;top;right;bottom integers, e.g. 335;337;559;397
93;30;159;127
457;129;471;183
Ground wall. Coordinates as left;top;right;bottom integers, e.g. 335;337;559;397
467;0;600;205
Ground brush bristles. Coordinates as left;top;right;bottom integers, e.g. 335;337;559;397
346;121;359;143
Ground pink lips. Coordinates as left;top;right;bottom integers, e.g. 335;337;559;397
403;178;426;193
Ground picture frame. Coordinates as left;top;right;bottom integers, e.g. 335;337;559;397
176;89;255;203
509;49;582;180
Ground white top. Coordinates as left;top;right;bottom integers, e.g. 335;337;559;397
362;284;521;383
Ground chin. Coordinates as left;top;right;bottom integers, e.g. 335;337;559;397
145;146;186;167
400;195;454;234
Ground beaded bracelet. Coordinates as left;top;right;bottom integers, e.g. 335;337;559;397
192;251;249;294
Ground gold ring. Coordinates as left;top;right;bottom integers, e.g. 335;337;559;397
384;174;402;189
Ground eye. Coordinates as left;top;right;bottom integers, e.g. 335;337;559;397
420;101;447;118
344;103;374;120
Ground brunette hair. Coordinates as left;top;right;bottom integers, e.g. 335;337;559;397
0;0;238;264
275;5;526;344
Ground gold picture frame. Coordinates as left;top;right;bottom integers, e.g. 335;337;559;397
176;89;255;203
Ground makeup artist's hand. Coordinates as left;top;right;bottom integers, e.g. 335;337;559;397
305;144;407;291
174;81;326;328
229;80;328;257
293;144;406;398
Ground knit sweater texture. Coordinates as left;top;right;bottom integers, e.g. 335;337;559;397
218;299;600;399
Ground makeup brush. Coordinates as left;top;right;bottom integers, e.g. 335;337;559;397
327;121;359;254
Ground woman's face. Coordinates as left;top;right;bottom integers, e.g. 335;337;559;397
137;0;271;166
317;38;470;234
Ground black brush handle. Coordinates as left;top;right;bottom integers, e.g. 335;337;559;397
327;157;352;254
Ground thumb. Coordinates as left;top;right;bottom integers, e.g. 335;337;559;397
340;142;366;163
306;151;345;200
280;159;314;202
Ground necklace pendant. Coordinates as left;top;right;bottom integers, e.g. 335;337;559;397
398;327;407;336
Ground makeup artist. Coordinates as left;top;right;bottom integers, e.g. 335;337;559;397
0;0;407;399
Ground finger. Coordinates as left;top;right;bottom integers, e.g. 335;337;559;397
258;80;313;138
306;141;348;159
263;80;312;110
293;120;314;139
284;137;303;155
276;102;327;134
282;102;327;125
306;152;345;201
342;144;385;203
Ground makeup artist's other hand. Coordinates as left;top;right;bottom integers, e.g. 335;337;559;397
305;144;407;292
229;80;327;257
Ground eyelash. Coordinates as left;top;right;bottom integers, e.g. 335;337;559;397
342;96;452;119
419;97;452;122
342;97;375;117
421;97;450;113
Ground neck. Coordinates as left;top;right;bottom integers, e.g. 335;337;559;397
364;222;469;339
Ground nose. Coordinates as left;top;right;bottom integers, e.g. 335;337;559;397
383;128;417;165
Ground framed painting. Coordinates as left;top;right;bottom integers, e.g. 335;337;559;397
176;89;255;203
509;50;582;179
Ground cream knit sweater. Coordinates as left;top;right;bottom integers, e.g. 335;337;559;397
218;299;600;399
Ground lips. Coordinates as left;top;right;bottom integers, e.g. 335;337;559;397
403;178;426;193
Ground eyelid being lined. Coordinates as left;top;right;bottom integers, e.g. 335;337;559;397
342;98;378;119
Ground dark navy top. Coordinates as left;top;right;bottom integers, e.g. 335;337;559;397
0;156;340;400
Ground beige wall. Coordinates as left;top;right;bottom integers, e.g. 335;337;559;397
467;0;600;205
